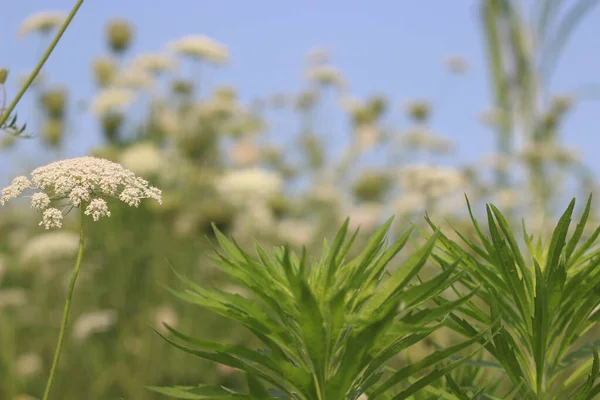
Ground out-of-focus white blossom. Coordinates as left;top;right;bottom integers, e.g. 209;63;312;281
20;231;79;265
111;67;154;89
131;52;177;74
154;305;178;334
73;309;118;342
120;142;164;177
479;107;506;126
393;192;425;216
520;144;580;165
480;152;514;172
494;188;520;209
306;65;346;89
230;138;261;167
399;127;454;154
399;164;465;199
277;219;315;247
0;157;162;229
346;203;383;233
169;35;229;64
306;47;330;65
216;168;282;206
444;55;470;74
15;353;42;377
18;11;66;37
339;96;363;114
90;88;137;117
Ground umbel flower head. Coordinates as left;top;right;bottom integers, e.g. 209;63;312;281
0;157;162;229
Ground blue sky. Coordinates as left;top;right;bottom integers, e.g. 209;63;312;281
2;0;600;187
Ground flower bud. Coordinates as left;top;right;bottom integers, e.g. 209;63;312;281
105;19;133;54
101;113;124;143
92;57;117;88
404;100;431;122
42;118;64;148
40;88;67;119
0;68;8;84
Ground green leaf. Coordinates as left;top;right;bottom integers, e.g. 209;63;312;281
146;385;251;399
362;230;439;315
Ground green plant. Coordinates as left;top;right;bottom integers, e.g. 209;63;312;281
425;195;600;398
149;218;496;399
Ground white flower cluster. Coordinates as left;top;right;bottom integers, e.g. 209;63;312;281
0;157;162;229
120;142;164;177
18;11;67;37
20;231;80;264
90;88;137;117
169;35;229;64
216;167;282;206
399;163;465;199
73;309;118;342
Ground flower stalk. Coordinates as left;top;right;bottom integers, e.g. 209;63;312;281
0;0;85;127
42;203;86;400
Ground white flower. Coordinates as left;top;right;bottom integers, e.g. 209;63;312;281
399;164;465;199
346;203;383;232
230;138;261;167
120;142;164;176
0;157;162;229
31;193;51;210
393;192;425;216
73;309;118;342
112;66;154;89
169;35;229;64
90;88;136;117
216;168;282;206
277;219;315;247
305;65;346;89
18;11;66;37
131;52;177;74
20;231;79;264
15;353;42;377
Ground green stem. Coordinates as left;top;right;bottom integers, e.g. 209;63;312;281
42;205;86;400
0;0;85;127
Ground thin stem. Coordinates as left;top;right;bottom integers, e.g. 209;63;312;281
0;0;85;127
42;205;86;400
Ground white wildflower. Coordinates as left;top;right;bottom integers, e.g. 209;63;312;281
399;164;465;199
131;52;177;74
15;353;42;377
306;47;330;65
230;138;261;167
169;35;229;64
73;309;118;342
40;208;63;229
18;11;66;37
339;96;363;114
31;193;51;210
0;157;162;229
120;142;164;176
277;219;315;247
84;198;111;221
20;231;79;265
346;203;383;232
112;66;154;89
216;168;282;206
393;192;425;216
154;305;179;334
90;88;136;117
0;176;31;205
306;65;346;89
